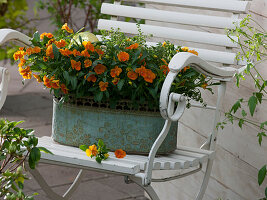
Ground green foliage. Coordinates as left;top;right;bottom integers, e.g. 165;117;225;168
226;15;267;198
36;0;145;34
0;0;35;61
36;0;114;33
0;119;52;199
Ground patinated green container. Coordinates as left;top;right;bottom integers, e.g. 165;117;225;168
52;99;177;154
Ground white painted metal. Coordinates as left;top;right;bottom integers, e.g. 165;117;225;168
159;52;237;121
122;0;250;13
98;19;238;48
195;81;227;200
37;136;213;171
101;3;241;29
0;67;10;111
0;29;31;46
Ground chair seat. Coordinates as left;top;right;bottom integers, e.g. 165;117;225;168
37;136;215;175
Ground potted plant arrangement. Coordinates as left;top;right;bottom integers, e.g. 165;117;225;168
13;23;212;154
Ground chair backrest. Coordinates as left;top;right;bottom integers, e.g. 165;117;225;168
97;0;250;67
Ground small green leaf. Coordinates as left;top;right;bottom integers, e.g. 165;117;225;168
230;99;242;113
98;139;104;147
29;147;41;163
52;43;59;60
265;187;267;198
257;132;266;146
95;157;102;163
258;165;266;186
238;119;244;129
79;145;87;151
94;92;103;102
33;31;40;43
241;110;247;117
248;95;257;116
38;147;53;154
117;79;125;91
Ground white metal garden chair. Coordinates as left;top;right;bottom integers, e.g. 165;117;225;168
0;0;250;199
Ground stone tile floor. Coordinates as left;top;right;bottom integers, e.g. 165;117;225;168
0;63;148;200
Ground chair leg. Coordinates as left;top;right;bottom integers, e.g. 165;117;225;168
25;164;85;200
129;176;160;200
196;159;214;200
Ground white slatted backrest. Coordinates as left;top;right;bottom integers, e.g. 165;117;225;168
98;0;250;66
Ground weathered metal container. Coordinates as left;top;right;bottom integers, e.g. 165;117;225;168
52;99;177;154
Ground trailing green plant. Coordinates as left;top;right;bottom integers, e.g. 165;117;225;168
0;119;52;199
225;15;267;198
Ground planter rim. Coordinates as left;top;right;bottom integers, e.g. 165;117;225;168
53;98;162;117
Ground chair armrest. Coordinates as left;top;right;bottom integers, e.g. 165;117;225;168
143;52;238;185
0;67;10;111
160;52;238;120
0;28;31;47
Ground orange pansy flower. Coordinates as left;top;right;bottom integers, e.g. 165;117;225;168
84;73;97;82
181;47;189;52
72;49;81;57
18;58;26;67
40;32;53;39
46;45;54;59
55;39;67;48
60;48;72;57
60;84;69;94
160;65;170;75
82;41;94;52
201;83;208;89
135;66;147;77
33;74;42;83
13;50;25;60
43;75;52;88
43;56;48;62
32;47;41;54
71;60;81;71
110;66;122;78
117;51;129;62
114;149;126;159
126;43;138;50
183;66;190;72
99;81;108;92
19;47;24;51
112;77;120;85
61;23;73;34
94;64;107;75
143;69;156;83
51;79;60;89
84;59;92;68
127;71;138;80
18;66;32;79
25;47;33;56
86;144;98;157
188;49;198;56
95;48;104;55
81;50;90;58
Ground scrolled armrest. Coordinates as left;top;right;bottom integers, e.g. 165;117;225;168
160;52;238;120
0;28;31;47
